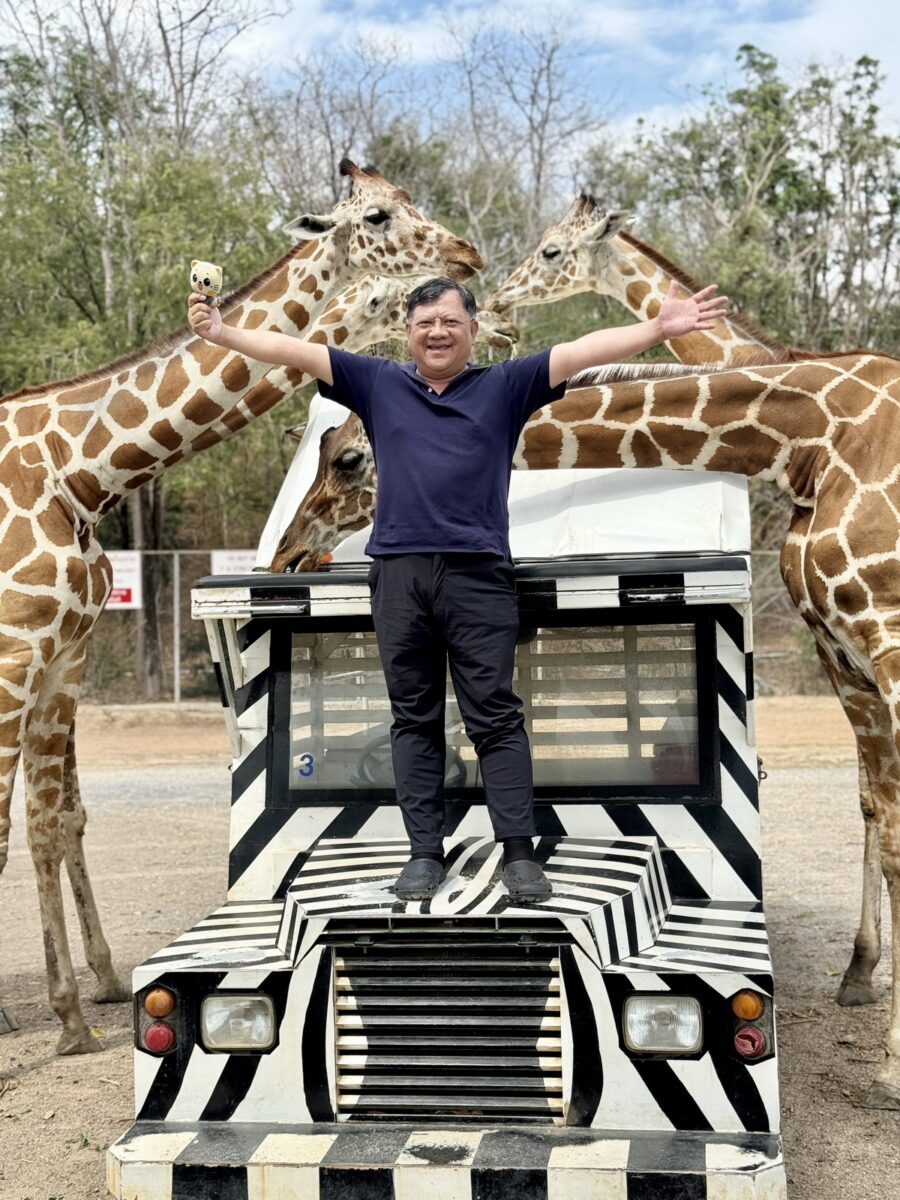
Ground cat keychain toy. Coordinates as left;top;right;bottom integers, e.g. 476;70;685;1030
189;259;223;307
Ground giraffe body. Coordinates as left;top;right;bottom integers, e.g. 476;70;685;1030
488;199;888;1017
0;159;481;1054
274;353;900;1107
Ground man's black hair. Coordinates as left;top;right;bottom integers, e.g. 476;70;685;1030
406;277;478;322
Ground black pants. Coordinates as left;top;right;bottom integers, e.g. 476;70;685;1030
368;553;534;854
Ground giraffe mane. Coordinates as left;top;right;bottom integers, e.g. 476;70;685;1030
568;348;900;392
568;362;729;389
0;245;303;404
617;230;813;362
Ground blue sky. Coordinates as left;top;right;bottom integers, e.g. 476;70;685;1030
232;0;899;131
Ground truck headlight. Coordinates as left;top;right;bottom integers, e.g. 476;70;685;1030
623;994;702;1054
200;994;276;1052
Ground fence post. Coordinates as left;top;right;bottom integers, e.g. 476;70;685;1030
173;551;181;705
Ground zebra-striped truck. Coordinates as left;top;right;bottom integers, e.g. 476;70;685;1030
107;398;785;1200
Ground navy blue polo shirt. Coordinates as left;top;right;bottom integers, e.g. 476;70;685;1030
319;347;565;557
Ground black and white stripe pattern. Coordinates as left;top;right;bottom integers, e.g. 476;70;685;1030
275;836;671;958
192;558;763;915
108;1120;785;1199
113;550;784;1197
614;902;771;974
191;555;752;622
141;901;287;969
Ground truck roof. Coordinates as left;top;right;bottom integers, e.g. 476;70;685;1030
255;396;751;569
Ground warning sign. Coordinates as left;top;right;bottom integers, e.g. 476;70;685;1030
106;550;143;610
210;549;259;575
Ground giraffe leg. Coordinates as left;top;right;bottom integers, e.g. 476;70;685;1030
836;745;883;1006
0;646;35;1036
0;748;24;1034
845;665;900;1108
23;651;104;1054
801;646;884;1007
60;718;129;1003
781;526;887;1005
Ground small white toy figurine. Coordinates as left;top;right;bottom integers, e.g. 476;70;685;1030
190;259;223;306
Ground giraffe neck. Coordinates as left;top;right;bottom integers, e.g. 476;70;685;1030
611;233;785;365
515;358;859;504
21;237;352;519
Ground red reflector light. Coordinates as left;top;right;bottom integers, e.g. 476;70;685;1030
734;1025;767;1058
144;1021;176;1053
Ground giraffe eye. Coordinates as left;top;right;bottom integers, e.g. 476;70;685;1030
364;208;390;227
542;245;562;261
334;449;365;471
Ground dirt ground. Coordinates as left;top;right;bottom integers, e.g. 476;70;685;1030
1;696;899;1199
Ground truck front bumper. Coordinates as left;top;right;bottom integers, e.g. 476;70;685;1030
107;1120;785;1199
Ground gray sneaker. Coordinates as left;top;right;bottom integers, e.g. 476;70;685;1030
394;858;446;900
502;860;552;902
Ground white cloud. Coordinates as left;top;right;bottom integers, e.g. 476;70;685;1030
223;0;897;125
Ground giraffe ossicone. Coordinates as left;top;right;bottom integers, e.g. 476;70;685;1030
0;159;482;1055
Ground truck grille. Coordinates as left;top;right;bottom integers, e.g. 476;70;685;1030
334;938;564;1123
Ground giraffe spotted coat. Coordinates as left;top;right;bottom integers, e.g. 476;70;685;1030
0;159;482;1055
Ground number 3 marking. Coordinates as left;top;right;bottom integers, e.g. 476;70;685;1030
297;754;315;777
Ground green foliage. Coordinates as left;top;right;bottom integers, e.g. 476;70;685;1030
4;26;900;575
585;46;900;353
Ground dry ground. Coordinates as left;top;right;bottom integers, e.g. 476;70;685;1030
0;697;898;1199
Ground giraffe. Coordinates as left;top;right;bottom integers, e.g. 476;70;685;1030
0;158;482;1054
485;193;806;365
485;195;891;1015
271;353;900;1109
309;273;517;353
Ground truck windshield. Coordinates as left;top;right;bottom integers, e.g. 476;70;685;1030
287;622;702;797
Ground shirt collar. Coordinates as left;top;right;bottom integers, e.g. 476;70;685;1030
400;360;487;384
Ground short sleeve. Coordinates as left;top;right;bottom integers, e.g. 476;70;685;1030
317;347;382;422
498;348;566;421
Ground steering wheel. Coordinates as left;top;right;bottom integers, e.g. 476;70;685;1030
354;733;468;787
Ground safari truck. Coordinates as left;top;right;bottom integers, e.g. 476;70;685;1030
107;396;785;1200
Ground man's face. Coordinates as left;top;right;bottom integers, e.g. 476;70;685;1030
405;290;478;381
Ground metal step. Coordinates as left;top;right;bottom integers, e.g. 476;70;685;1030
334;945;565;1124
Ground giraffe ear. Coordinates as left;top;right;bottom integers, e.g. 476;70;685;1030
580;209;635;246
284;212;338;240
283;423;308;444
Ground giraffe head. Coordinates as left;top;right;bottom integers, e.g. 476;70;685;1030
486;194;634;313
285;159;483;282
270;414;374;574
312;275;519;351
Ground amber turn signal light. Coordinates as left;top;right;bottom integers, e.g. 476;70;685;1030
144;987;176;1018
731;989;764;1021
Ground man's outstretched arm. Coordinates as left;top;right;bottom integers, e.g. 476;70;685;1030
548;281;729;388
187;293;334;385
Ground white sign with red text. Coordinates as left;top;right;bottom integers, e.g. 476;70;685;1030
106;550;143;610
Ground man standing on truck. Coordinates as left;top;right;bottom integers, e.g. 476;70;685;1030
188;275;726;903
